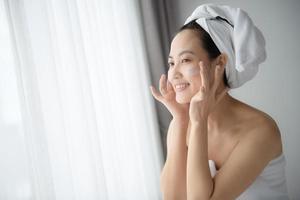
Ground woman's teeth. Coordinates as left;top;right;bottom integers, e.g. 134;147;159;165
175;83;189;91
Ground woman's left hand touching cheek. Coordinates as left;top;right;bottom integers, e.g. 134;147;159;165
189;61;229;122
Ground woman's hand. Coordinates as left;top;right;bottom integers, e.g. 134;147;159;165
189;62;229;122
150;74;189;120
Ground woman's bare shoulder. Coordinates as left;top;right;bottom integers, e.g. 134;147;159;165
234;99;282;158
236;99;278;130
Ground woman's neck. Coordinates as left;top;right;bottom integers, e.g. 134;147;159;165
207;93;238;133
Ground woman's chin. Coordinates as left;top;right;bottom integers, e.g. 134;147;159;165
176;96;191;104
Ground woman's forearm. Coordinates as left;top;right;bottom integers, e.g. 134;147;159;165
187;119;213;200
160;118;189;199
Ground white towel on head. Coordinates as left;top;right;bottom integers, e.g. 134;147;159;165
184;4;267;88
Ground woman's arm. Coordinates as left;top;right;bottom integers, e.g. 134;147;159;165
185;62;225;199
187;117;281;200
186;62;281;199
210;120;281;200
150;72;190;199
187;118;213;200
160;117;189;200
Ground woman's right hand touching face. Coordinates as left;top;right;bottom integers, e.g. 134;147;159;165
150;74;189;121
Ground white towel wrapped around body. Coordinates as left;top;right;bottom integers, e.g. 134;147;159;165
184;4;267;88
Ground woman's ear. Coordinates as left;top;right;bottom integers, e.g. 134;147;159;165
216;53;228;67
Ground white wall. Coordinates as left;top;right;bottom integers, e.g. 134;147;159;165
166;0;300;199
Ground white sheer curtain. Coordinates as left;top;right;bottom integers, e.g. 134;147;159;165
2;0;163;199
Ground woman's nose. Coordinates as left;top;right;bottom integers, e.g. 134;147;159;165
173;64;183;78
168;67;182;82
173;71;182;79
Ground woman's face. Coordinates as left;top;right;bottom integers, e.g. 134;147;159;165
168;29;215;104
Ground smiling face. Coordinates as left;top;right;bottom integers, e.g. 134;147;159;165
168;29;216;104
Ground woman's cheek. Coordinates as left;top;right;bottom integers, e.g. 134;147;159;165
190;77;202;94
185;65;200;77
183;66;201;94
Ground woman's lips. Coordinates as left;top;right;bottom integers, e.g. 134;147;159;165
174;83;190;92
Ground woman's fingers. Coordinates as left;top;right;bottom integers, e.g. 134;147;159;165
159;74;167;95
151;73;171;102
167;79;174;92
212;65;225;92
150;86;163;102
199;61;209;91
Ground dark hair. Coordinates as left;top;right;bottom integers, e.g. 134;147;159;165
179;20;229;86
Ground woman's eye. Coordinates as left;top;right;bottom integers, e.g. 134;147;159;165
182;59;190;63
168;62;174;67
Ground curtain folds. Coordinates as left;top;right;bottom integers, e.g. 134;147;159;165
4;0;166;199
138;0;172;159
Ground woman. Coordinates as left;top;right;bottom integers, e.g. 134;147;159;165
150;4;289;200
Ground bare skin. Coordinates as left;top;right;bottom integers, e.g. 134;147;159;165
151;29;282;200
186;95;282;171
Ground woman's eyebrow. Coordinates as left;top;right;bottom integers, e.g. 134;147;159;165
168;50;195;59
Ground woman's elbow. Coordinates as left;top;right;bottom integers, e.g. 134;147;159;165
160;182;186;200
162;192;187;200
187;194;210;200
